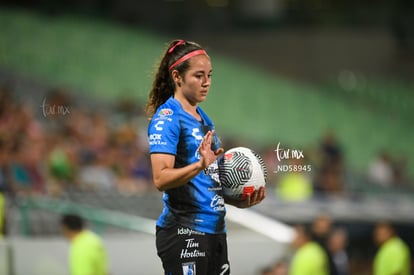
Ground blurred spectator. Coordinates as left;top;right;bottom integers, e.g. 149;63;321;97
368;151;394;187
319;130;343;169
78;150;116;191
261;266;275;275
392;155;411;186
373;221;410;275
314;164;345;197
87;113;110;154
260;259;288;275
312;215;333;243
328;227;349;275
276;158;313;202
0;87;149;196
61;214;108;275
1;88;49;196
0;141;12;193
313;131;346;197
273;260;289;275
42;88;72;132
289;224;329;275
116;145;152;194
311;214;338;275
10;140;46;195
0;191;5;239
47;135;78;194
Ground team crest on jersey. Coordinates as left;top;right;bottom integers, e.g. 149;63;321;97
182;262;196;275
158;108;173;117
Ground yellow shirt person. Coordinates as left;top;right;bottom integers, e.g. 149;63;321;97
290;224;329;275
276;173;313;201
61;214;108;275
290;241;328;275
373;221;410;275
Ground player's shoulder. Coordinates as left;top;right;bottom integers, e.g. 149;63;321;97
148;98;182;134
152;97;182;121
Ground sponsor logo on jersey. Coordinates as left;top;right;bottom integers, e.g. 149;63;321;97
154;120;164;131
181;239;206;259
210;194;225;212
182;262;196;274
154;108;174;121
177;227;205;236
192;128;203;142
149;133;167;146
158;108;173;117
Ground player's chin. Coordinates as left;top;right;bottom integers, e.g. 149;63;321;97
198;94;208;102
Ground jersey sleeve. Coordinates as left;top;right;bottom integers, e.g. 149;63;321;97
148;111;180;155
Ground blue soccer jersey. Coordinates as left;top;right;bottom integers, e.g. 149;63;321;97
148;97;226;234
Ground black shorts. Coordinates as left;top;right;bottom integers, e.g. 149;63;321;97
156;225;230;275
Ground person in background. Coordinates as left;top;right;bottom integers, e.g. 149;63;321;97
368;151;394;187
61;214;108;275
276;158;313;202
289;224;328;275
373;221;410;275
328;227;349;275
260;259;288;275
0;191;5;239
311;214;338;275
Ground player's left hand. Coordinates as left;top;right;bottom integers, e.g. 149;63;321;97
227;186;266;209
244;186;266;208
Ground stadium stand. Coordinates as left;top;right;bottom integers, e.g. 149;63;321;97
1;8;414;274
1;9;413;175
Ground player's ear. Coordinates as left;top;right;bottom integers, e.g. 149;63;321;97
171;70;182;87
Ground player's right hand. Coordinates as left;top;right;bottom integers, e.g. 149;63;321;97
198;130;224;169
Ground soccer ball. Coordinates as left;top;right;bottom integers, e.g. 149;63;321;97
218;147;267;200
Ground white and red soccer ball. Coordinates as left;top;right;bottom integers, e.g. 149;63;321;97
218;147;267;200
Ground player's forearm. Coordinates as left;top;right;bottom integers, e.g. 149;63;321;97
153;161;204;191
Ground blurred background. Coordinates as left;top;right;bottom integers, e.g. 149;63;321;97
0;0;413;274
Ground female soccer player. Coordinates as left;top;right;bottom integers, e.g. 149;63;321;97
146;39;266;275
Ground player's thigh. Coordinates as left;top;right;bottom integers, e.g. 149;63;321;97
156;225;210;275
208;234;230;275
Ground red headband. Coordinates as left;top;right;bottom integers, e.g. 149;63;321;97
168;50;208;71
168;40;185;54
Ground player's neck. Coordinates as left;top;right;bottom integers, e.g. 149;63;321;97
174;94;200;120
68;230;83;241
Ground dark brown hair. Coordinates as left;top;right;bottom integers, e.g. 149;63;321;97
145;40;204;117
61;214;84;231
